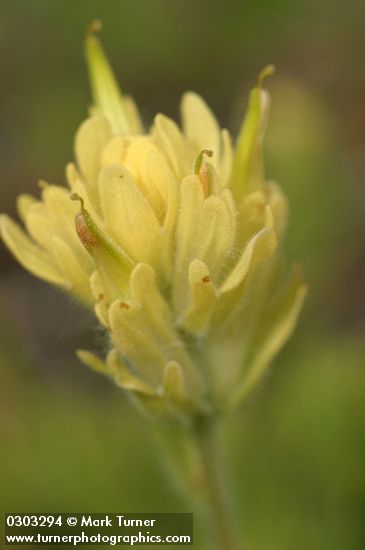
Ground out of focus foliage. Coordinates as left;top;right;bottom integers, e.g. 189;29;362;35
1;1;364;549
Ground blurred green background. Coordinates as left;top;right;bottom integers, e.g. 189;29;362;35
1;1;365;549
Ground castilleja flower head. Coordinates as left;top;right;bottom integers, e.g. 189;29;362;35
0;24;306;419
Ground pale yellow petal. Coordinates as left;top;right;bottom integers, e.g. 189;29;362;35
174;176;235;310
264;205;274;229
41;185;93;266
65;162;81;189
75;115;111;206
180;260;217;334
239;190;267;219
181;92;221;164
220;228;277;294
51;236;92;302
266;182;288;237
153;114;189;177
129;263;173;328
231;270;307;405
199;194;235;275
130;263;193;370
124;95;143;134
108;263;195;388
237;190;268;244
95;302;109;327
25;210;54;250
123;137;166;215
89;270;106;301
175;175;205;266
76;349;109;376
16;194;36;223
99;164;167;270
0;215;67;287
220;129;233;185
175;177;235;278
108;298;167;387
106;348;155;395
147;149;178;234
219;188;237;235
101;135;126;166
42;185;79;235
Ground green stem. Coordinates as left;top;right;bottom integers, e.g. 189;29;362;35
194;420;241;550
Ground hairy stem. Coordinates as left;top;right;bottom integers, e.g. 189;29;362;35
194;419;241;550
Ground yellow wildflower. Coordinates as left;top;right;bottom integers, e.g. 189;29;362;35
0;27;306;418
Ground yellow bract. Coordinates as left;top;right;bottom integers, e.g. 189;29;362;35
0;30;306;419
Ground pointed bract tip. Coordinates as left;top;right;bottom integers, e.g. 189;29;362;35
257;64;275;88
84;20;130;135
0;213;7;238
86;19;102;37
37;179;48;190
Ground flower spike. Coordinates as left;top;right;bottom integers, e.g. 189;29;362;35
1;37;305;417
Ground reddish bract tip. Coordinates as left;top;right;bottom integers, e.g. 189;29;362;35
75;212;98;251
